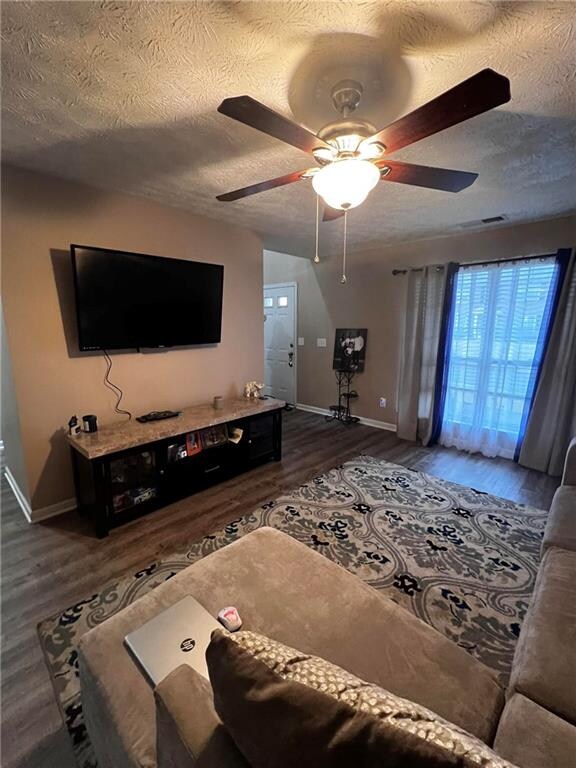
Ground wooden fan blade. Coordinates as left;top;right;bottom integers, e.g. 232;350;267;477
323;206;345;222
216;169;311;201
377;159;478;192
367;69;510;154
218;96;332;154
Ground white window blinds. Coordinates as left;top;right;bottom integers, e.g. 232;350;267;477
440;257;558;459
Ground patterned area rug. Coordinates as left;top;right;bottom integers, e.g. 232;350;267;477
38;456;546;768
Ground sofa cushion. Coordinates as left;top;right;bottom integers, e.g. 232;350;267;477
542;486;576;553
207;629;515;768
508;546;576;724
561;436;576;486
79;527;504;768
494;694;576;768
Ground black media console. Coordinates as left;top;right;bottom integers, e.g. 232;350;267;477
68;398;284;537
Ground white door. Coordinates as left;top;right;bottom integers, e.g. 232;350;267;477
263;283;296;404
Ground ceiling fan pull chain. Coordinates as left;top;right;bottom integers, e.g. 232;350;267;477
341;211;348;284
314;195;320;264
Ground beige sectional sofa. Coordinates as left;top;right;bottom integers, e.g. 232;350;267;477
78;439;576;768
493;437;576;767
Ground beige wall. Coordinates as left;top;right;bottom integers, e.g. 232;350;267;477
2;166;263;512
264;214;576;425
1;305;30;502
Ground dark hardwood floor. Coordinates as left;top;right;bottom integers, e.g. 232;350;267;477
0;410;560;768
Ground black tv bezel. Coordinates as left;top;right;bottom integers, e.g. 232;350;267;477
70;243;224;352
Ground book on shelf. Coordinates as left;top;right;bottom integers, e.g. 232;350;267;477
228;426;243;445
186;431;202;457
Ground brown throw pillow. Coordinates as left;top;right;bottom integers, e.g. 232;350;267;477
207;630;516;768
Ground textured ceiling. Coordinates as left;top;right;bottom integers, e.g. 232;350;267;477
2;1;576;257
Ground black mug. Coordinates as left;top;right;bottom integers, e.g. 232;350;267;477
82;414;98;433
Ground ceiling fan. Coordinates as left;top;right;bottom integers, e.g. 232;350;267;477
216;69;510;218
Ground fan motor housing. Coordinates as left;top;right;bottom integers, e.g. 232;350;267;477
314;119;384;164
317;118;376;143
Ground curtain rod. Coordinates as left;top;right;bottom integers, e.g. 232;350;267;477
391;252;556;275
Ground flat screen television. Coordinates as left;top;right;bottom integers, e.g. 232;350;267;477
71;244;224;351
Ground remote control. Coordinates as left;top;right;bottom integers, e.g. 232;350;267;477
136;410;181;423
217;606;242;632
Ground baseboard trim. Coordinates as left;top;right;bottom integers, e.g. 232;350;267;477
32;497;77;522
296;403;397;432
295;403;330;417
3;466;76;522
359;415;398;432
3;466;32;523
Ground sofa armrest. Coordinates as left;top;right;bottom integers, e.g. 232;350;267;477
155;665;248;768
562;437;576;486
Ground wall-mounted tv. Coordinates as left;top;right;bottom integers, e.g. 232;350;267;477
71;244;224;351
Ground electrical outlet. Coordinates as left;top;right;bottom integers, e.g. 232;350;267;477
316;338;327;348
379;397;387;408
298;337;305;346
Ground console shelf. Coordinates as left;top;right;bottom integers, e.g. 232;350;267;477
68;397;284;537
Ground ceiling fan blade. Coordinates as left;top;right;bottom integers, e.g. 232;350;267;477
216;169;312;202
377;159;478;192
367;69;510;154
323;206;345;222
218;96;332;154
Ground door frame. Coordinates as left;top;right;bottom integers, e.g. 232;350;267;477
263;281;298;405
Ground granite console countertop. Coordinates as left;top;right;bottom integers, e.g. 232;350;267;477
67;397;285;460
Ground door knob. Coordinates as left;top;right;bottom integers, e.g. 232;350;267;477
288;351;294;367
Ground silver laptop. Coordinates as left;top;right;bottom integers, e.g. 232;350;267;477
124;595;222;686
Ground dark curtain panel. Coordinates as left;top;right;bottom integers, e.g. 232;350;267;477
429;262;459;444
519;249;576;476
515;249;571;460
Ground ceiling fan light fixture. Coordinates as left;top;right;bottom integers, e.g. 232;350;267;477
358;139;386;159
312;159;380;210
334;133;363;153
312;146;338;163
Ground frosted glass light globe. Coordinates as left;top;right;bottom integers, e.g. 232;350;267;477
312;159;380;210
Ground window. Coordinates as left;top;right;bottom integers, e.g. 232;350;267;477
440;257;558;459
277;296;288;307
263;297;273;308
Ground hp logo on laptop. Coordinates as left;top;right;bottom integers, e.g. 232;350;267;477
180;638;196;653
